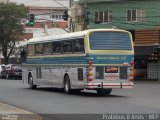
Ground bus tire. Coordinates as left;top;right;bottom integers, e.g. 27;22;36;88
28;74;37;89
97;89;112;96
64;75;71;94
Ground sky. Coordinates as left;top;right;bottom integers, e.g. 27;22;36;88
9;0;69;7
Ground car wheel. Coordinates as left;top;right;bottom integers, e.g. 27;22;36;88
28;74;37;89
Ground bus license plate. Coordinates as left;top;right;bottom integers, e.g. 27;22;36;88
105;74;118;80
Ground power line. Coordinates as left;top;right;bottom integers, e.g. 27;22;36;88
35;18;69;33
21;0;41;4
24;0;69;33
51;0;68;9
33;11;64;16
18;0;68;8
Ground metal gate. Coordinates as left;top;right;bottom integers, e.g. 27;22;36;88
147;62;158;79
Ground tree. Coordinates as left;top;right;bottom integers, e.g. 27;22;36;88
0;3;28;64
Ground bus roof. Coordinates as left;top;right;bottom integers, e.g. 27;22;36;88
27;29;128;44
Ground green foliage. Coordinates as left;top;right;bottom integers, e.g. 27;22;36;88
0;3;28;64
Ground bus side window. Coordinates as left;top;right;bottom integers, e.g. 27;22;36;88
80;40;84;52
35;43;43;55
44;42;52;55
53;41;62;54
28;44;35;55
74;39;84;53
63;40;73;53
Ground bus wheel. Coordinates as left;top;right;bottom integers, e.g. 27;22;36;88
97;89;112;96
28;74;37;89
64;75;71;94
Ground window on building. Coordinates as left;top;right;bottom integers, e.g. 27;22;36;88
55;15;58;19
95;11;112;23
59;15;62;19
28;45;35;55
104;12;112;22
51;13;63;20
127;9;145;22
99;12;103;23
52;14;55;19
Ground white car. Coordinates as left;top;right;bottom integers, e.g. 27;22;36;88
0;64;6;78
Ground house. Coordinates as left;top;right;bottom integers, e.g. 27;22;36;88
10;0;69;39
0;0;9;3
0;0;69;64
71;0;160;80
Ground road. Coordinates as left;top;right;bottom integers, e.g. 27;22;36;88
0;79;160;117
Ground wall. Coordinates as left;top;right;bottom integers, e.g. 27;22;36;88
87;0;160;30
135;29;160;45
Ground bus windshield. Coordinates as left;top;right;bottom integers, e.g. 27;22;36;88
89;31;132;51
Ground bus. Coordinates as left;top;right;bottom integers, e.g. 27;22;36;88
22;29;134;95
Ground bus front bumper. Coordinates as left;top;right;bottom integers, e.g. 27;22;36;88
85;82;134;89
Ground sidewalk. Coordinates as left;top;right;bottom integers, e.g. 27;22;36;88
0;102;32;114
0;102;42;120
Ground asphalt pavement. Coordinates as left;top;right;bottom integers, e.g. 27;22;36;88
0;79;160;120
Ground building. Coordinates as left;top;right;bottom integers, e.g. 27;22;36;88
0;0;69;64
23;5;69;39
71;0;160;80
1;0;69;39
0;0;9;3
10;0;69;39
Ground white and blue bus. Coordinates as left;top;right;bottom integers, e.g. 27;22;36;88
22;29;134;95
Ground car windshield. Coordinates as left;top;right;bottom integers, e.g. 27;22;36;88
12;65;21;69
1;66;5;69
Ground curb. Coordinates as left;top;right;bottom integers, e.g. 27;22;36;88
0;102;42;120
0;102;32;114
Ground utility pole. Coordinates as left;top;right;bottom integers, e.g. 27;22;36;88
83;0;88;30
